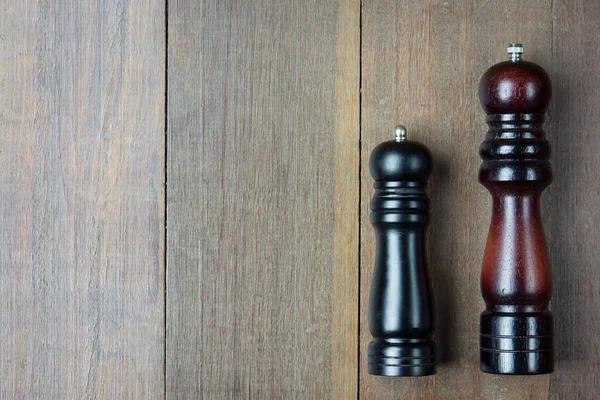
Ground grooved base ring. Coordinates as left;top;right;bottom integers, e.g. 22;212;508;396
480;311;554;375
368;339;437;377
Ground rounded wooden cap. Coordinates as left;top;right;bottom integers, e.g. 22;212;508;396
369;126;432;182
479;44;552;115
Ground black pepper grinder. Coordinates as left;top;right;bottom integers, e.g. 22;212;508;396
367;126;437;377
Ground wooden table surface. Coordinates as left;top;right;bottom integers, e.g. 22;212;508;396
1;0;599;398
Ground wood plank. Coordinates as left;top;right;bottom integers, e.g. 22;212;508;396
166;0;359;398
360;1;552;398
549;0;600;398
0;1;166;398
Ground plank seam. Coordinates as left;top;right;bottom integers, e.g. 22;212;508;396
357;1;363;399
164;0;169;398
548;1;555;398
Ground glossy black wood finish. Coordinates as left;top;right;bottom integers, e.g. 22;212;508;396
367;139;436;377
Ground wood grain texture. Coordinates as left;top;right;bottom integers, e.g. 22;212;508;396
549;0;600;398
166;0;359;398
0;1;166;398
360;1;552;398
3;1;600;397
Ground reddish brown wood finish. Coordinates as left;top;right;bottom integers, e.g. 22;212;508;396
479;61;551;115
481;183;552;312
478;49;554;375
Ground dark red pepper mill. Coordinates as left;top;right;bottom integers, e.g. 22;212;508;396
478;44;554;374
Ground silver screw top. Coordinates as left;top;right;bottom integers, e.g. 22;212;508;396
507;43;524;62
394;125;407;142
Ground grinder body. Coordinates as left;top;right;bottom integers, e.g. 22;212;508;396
367;128;437;377
478;44;554;375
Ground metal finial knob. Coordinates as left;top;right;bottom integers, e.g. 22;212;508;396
507;43;524;62
394;125;407;142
